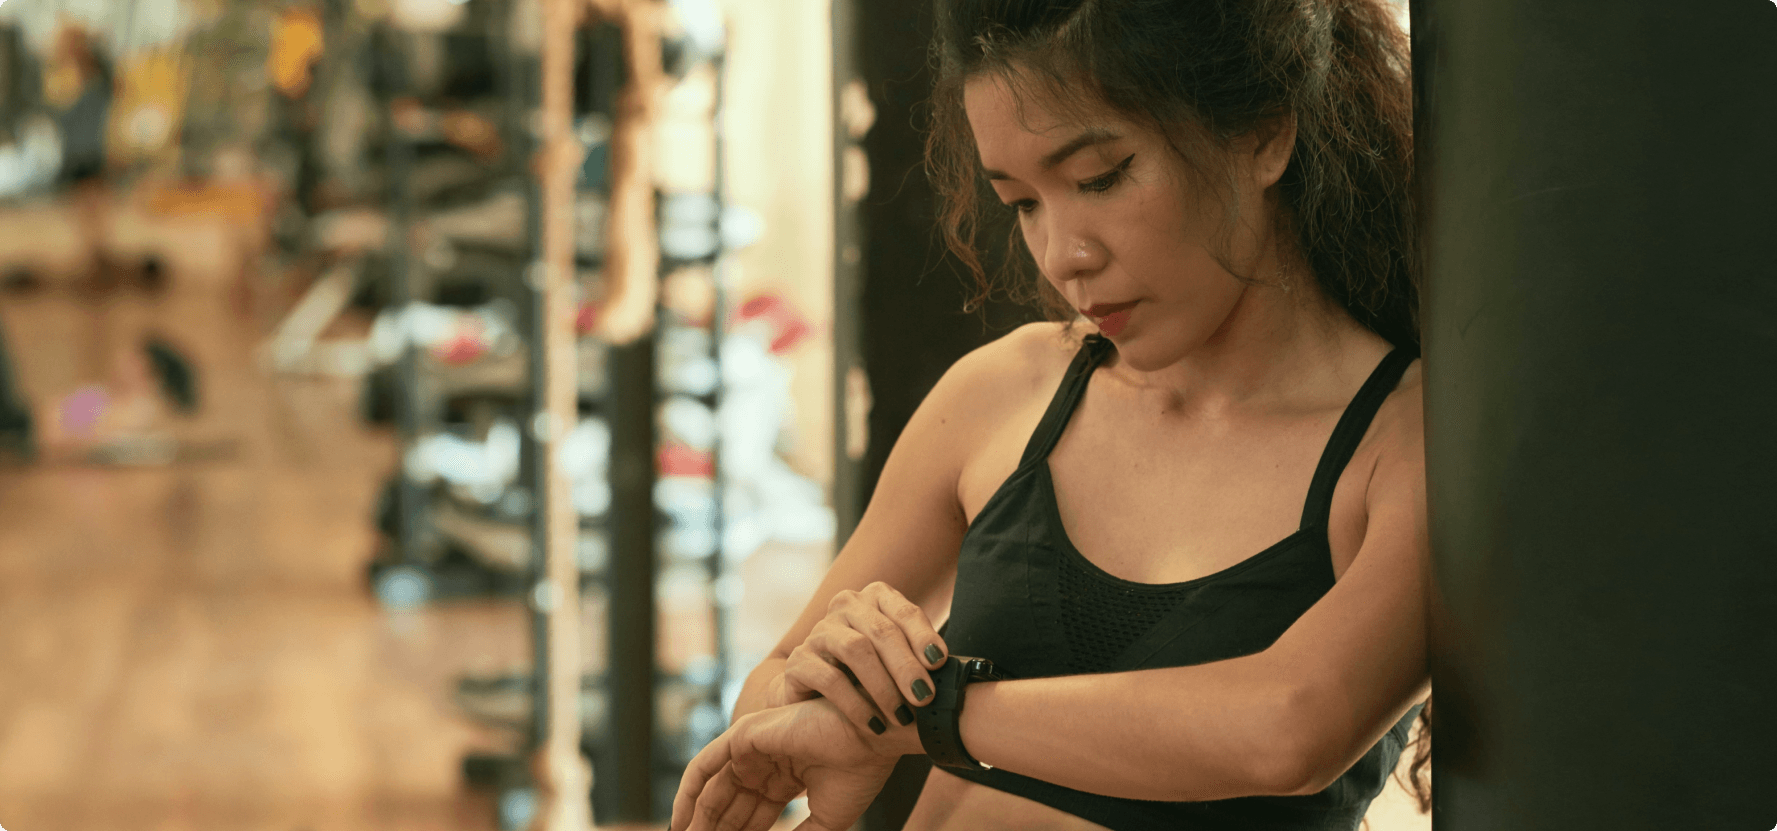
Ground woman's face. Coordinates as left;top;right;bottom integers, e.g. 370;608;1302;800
964;73;1292;372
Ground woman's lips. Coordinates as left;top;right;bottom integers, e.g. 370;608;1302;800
1083;301;1137;337
1096;309;1133;336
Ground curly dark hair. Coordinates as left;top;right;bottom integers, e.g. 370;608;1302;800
924;0;1431;811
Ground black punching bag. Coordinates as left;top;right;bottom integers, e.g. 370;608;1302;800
1416;1;1777;829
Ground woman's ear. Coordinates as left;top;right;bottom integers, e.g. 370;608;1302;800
1240;112;1298;190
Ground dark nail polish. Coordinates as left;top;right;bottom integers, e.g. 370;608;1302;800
895;704;914;725
912;679;932;701
925;644;944;665
868;716;886;735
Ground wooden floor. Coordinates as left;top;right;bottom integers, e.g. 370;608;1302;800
0;277;532;830
0;198;830;831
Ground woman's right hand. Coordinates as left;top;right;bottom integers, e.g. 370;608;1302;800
773;581;950;736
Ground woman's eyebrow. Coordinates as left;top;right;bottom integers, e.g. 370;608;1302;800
983;128;1122;180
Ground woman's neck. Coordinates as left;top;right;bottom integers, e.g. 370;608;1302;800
1100;276;1386;420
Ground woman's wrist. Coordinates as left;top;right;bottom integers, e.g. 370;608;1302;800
730;657;790;721
895;675;1004;765
952;678;1002;768
736;659;925;757
887;719;925;756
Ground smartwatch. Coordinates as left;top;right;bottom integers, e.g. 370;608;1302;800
914;655;1009;772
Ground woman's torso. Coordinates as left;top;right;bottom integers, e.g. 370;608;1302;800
905;323;1420;831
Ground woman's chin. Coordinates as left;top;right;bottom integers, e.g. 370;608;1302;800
1106;336;1193;374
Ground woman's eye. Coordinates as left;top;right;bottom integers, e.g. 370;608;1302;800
1012;199;1038;214
1079;154;1136;194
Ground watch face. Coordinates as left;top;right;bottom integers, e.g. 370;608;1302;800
963;658;1004;681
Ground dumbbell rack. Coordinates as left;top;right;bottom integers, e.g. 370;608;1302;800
362;0;605;608
352;1;743;828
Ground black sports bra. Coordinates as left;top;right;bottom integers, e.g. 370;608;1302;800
940;333;1423;830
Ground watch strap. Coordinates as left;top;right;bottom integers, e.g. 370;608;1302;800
914;656;1001;772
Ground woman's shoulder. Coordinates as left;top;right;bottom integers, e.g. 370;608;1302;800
853;322;1082;543
907;321;1081;458
933;321;1083;413
1361;350;1425;497
1377;351;1424;443
926;322;1084;517
966;319;1083;366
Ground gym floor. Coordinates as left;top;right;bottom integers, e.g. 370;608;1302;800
0;210;506;828
0;195;833;831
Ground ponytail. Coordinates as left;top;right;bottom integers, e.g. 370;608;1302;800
1286;0;1419;350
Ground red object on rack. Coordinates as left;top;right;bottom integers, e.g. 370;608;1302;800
657;443;714;476
575;301;601;335
430;332;488;365
736;294;812;355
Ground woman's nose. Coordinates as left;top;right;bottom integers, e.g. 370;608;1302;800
1042;227;1107;283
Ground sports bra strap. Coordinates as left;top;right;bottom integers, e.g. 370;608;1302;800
1014;335;1417;530
1297;345;1419;530
1017;333;1115;467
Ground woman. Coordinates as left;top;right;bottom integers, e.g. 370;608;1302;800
676;0;1429;828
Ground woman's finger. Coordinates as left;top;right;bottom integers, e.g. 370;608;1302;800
693;761;784;831
794;820;847;831
683;769;735;831
740;792;789;831
782;622;855;701
850;583;943;706
871;583;950;670
686;765;749;831
793;812;855;831
784;645;888;735
673;729;734;831
706;774;761;831
818;623;914;729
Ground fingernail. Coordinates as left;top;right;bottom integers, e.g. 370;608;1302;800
925;644;944;664
895;704;914;725
912;679;932;701
868;716;886;735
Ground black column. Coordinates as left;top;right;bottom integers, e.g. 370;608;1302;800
853;1;1037;512
832;0;867;545
848;0;1036;827
606;336;657;822
1417;2;1777;828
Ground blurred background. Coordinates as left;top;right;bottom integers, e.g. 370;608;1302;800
0;0;1425;830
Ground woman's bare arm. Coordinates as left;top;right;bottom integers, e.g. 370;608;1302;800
730;323;1066;721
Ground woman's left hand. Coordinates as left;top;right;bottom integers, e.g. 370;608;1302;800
670;697;905;831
